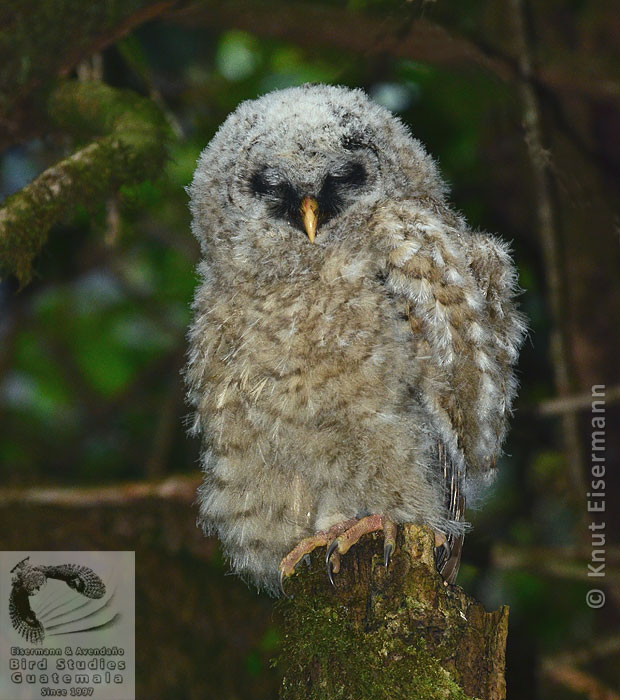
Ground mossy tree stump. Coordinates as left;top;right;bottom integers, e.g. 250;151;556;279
276;524;508;700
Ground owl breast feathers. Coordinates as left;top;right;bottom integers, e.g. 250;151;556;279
186;84;526;594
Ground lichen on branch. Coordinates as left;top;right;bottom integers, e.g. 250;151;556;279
0;80;172;285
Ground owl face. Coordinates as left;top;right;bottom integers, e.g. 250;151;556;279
190;84;446;274
243;142;380;242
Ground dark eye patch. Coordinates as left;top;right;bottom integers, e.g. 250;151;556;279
250;168;301;223
327;162;367;188
317;163;367;222
248;160;368;234
250;169;286;196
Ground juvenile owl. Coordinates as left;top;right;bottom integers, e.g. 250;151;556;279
186;84;525;595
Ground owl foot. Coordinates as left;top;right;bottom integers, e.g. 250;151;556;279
325;515;397;585
278;518;359;588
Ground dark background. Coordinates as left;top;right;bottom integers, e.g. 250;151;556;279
1;1;619;698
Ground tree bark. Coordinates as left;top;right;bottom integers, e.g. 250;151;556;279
276;525;508;700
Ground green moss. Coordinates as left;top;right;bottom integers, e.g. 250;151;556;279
278;595;476;700
274;527;508;699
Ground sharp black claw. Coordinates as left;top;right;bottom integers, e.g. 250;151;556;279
326;539;339;564
326;540;339;586
279;570;293;599
384;542;393;568
302;554;312;569
327;559;335;586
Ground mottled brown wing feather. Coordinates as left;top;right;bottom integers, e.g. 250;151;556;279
377;202;526;584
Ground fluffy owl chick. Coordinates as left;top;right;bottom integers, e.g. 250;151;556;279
186;84;526;594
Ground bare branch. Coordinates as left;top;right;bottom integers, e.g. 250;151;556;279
0;475;201;507
2;0;617;153
168;1;620;102
509;0;586;502
492;543;620;583
542;662;620;700
168;0;512;79
537;384;620;416
549;635;620;668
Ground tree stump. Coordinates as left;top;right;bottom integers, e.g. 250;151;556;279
276;524;508;700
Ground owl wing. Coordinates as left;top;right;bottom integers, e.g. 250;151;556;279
39;564;106;598
373;201;525;579
10;584;45;644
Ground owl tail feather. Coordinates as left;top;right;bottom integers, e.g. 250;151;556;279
435;440;466;584
435;531;464;584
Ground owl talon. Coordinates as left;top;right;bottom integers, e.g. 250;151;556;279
327;557;336;586
323;515;397;581
326;539;339;564
278;519;358;582
279;570;293;599
383;518;397;568
326;540;339;585
384;542;393;568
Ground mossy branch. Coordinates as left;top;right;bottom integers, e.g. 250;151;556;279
276;525;508;700
0;80;171;285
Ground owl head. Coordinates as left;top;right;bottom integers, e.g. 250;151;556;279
17;568;47;595
189;84;446;275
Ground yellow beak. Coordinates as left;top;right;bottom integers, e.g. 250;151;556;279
301;197;319;243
